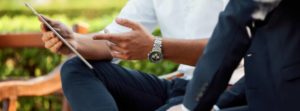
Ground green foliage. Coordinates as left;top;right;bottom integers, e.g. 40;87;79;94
0;13;119;34
17;95;62;111
0;0;127;18
120;60;178;76
0;48;65;80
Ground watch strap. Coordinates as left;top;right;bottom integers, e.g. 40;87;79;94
152;37;162;52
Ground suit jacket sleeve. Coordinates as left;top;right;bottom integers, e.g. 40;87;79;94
183;0;282;110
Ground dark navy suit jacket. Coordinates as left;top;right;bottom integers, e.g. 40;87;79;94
184;0;300;111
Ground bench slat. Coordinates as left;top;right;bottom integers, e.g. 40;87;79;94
0;33;44;48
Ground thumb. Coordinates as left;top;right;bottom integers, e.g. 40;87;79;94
39;15;51;32
115;18;141;30
39;15;53;24
39;15;61;32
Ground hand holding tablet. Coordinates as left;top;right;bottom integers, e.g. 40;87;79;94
24;2;94;69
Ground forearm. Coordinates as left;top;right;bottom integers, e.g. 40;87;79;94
73;33;112;60
162;38;208;66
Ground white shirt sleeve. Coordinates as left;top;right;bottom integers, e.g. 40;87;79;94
104;0;158;34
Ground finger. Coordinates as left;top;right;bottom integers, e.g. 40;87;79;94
115;18;141;30
39;15;61;30
40;24;48;32
110;51;130;60
45;37;60;48
40;22;54;32
41;24;61;32
39;15;56;31
50;41;63;53
50;37;60;44
93;33;128;43
106;41;127;54
42;32;54;42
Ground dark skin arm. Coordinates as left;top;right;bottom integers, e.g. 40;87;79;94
93;18;208;66
40;16;207;66
162;38;208;66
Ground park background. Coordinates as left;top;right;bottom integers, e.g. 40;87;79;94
0;0;178;110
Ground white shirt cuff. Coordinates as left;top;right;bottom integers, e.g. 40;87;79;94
213;105;221;111
181;104;190;111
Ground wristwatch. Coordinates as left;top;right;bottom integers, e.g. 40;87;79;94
148;37;163;63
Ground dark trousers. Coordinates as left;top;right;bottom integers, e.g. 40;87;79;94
61;57;247;111
60;57;187;111
220;106;248;111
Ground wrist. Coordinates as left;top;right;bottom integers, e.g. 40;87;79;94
70;33;80;50
147;36;155;52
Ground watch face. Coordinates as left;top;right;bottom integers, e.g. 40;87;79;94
148;51;163;63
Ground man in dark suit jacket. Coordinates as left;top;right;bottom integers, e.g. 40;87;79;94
183;0;300;111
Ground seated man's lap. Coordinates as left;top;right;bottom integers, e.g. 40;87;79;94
61;57;188;111
61;57;247;111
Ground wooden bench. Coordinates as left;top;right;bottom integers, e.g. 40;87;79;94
0;24;87;111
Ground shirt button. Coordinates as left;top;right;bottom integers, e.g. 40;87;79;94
247;53;253;57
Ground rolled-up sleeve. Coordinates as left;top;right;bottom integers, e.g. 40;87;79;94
105;0;158;33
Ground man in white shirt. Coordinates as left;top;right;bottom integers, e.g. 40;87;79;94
40;0;245;110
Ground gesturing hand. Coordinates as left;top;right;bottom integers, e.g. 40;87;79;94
93;18;155;60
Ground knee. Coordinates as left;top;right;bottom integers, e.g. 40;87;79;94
60;57;113;84
61;57;84;76
60;57;90;86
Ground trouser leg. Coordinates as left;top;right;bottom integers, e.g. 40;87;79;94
61;57;173;111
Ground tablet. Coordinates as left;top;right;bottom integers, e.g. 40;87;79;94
24;2;94;69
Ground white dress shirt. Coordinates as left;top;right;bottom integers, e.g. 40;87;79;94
103;0;244;84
